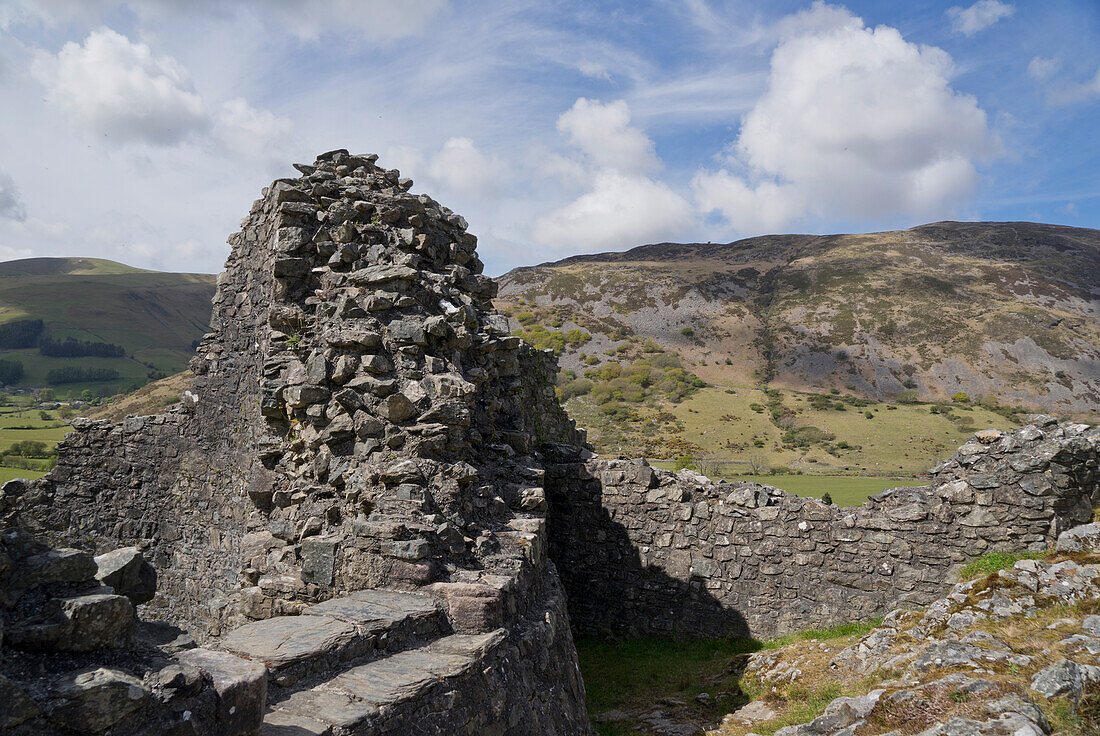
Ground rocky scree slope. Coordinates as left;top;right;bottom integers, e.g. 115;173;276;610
714;523;1100;736
496;222;1100;415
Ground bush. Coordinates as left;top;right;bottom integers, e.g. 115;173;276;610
515;311;536;325
673;455;694;471
680;327;694;337
7;440;52;458
558;378;594;401
951;392;971;404
749;403;765;413
864;410;874;419
821;492;833;505
781;426;835;448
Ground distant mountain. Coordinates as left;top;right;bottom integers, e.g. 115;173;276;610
497;222;1100;416
0;257;216;396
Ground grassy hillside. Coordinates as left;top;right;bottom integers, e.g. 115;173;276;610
497;222;1100;418
0;257;215;397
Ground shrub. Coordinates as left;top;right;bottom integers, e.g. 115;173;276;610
7;440;52;458
951;392;971;404
821;492;833;505
673;455;694;471
680;327;694;337
516;311;536;325
749;403;765;413
584;354;600;365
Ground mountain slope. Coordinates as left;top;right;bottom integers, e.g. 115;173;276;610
0;257;216;396
496;221;1100;416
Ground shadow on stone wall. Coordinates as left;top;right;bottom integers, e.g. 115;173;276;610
547;459;750;641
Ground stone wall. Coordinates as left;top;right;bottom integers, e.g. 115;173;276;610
546;418;1100;640
5;181;283;637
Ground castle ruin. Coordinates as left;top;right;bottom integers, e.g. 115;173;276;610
1;151;1096;735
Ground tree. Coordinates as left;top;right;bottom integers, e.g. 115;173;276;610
822;492;834;505
694;454;721;479
745;453;768;475
39;388;55;402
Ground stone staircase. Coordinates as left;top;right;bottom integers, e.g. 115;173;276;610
184;588;506;735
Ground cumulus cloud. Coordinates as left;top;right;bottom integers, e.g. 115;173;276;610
32;27;207;146
428;137;510;198
0;171;27;222
531;97;694;251
694;3;997;233
31;27;292;160
533;171;693;250
556;98;660;175
946;1;1014;36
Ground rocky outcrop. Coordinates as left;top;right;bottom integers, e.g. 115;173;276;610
733;527;1100;736
547;417;1099;640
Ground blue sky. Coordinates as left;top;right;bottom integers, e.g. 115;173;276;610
0;0;1097;276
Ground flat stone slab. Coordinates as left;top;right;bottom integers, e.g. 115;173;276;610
302;589;440;629
273;687;379;729
219;615;357;670
262;710;333;736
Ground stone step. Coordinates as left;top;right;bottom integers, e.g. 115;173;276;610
218;589;447;687
261;629;505;736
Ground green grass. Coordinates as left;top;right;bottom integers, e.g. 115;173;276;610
0;407;69;458
958;550;1054;580
578;618;883;733
0;466;46;483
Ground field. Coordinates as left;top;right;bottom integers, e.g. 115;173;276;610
0;403;70;482
570;384;1021;477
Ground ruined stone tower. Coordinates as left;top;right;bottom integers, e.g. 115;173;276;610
3;150;591;735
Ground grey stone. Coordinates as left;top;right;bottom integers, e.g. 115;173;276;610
45;667;149;733
0;674;40;729
1030;659;1083;701
177;648;267;736
1056;523;1100;552
94;546;157;604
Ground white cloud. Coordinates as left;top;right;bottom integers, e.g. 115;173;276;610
1047;67;1100;105
533;171;692;250
695;3;997;232
213;98;294;162
427;137;509;198
0;171;27;222
31;27;292;160
556;98;660;175
1027;56;1061;81
577;61;612;81
946;1;1014;36
32;27;207;146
